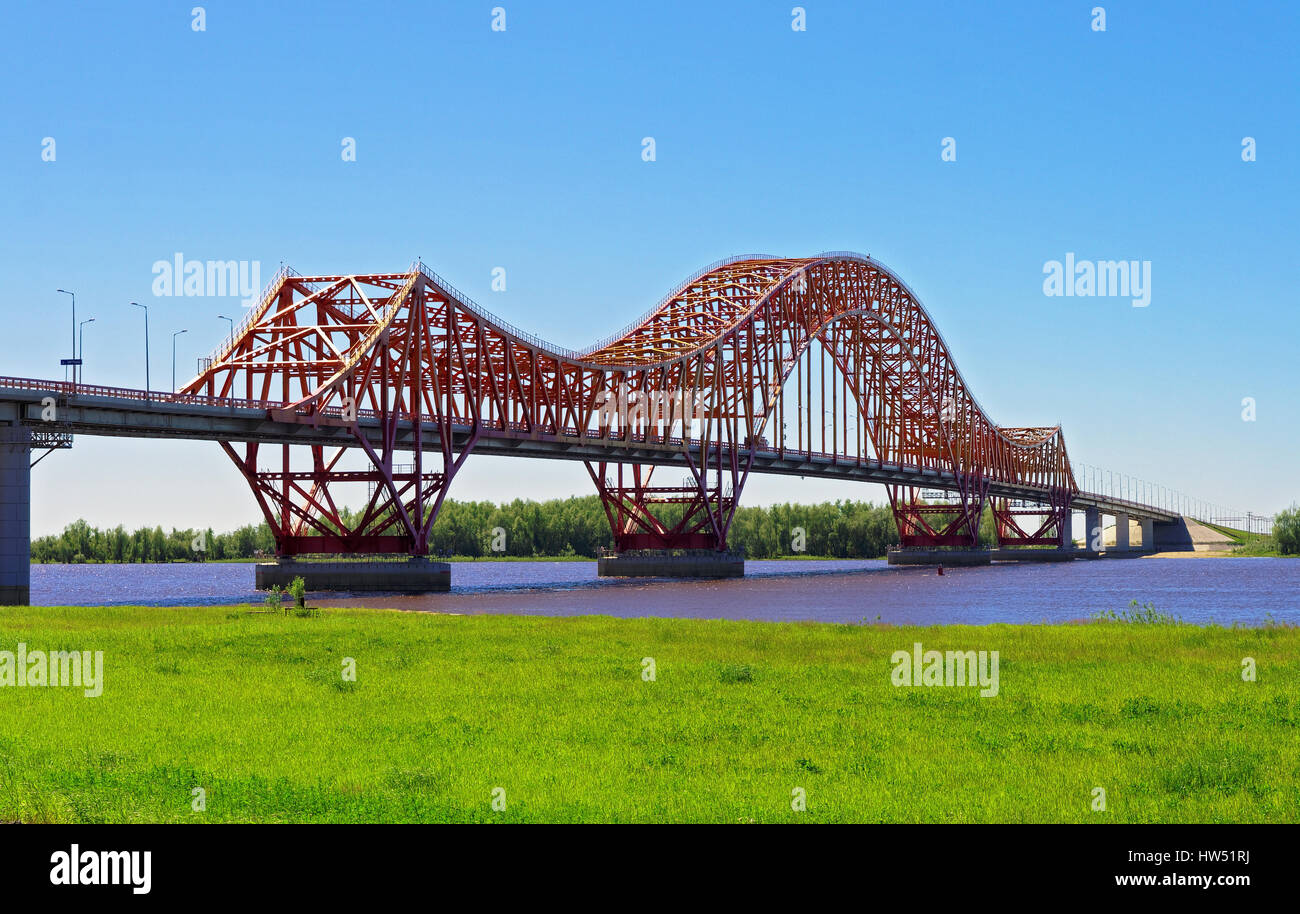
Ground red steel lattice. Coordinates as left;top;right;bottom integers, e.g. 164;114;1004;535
181;254;1078;555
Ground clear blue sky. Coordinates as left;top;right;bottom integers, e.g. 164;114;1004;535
2;1;1296;536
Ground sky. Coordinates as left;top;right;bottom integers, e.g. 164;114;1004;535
1;0;1296;536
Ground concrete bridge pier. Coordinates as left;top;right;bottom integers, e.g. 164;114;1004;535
886;548;991;566
598;550;745;577
1113;512;1130;551
0;425;31;606
256;556;451;593
1141;517;1155;552
1083;506;1102;554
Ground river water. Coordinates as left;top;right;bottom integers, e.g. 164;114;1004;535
25;557;1300;626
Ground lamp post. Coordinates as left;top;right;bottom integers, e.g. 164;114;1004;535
78;318;95;387
129;302;150;399
57;289;75;384
172;329;188;393
217;314;234;345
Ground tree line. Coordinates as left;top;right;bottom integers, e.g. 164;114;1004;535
31;497;915;562
1272;506;1300;555
30;518;277;564
31;499;1300;563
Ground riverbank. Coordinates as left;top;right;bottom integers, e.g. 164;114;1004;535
0;606;1295;823
31;548;1295;566
28;553;870;564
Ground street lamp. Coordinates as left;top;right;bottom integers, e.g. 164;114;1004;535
217;314;234;344
57;289;75;384
172;329;188;393
78;318;95;386
129;302;150;398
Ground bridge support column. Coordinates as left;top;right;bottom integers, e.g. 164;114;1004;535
0;425;31;606
1141;517;1155;552
1061;509;1074;549
1084;506;1102;553
889;484;985;548
1113;512;1130;551
990;488;1072;549
587;460;748;578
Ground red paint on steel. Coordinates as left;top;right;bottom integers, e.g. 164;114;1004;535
175;255;1077;556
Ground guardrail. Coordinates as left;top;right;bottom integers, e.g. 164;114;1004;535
416;261;581;358
195;263;301;371
417;255;793;361
0;375;1265;525
575;254;785;358
1071;459;1261;526
0;375;279;411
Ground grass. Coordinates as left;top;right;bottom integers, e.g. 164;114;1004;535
1194;520;1292;557
0;606;1296;823
1199;520;1260;545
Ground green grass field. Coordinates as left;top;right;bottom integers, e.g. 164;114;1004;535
0;606;1296;823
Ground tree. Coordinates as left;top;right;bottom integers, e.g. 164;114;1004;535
1275;505;1300;556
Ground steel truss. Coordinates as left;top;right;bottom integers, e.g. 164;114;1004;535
182;255;1077;557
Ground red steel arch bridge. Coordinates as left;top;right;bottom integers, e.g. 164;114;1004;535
2;252;1211;599
180;253;1094;556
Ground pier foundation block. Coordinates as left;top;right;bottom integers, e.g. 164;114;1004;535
887;548;991;567
991;548;1078;563
256;557;451;593
597;550;744;578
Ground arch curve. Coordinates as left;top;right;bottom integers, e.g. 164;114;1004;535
183;254;1076;556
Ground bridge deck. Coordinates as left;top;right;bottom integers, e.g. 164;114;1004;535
0;378;1176;522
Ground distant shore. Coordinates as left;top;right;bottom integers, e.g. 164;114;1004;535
29;550;1297;565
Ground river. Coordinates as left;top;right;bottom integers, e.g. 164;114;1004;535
25;557;1300;626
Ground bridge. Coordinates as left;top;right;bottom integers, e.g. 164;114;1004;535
0;253;1243;601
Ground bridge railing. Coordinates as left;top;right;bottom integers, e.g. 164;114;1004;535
0;372;1068;470
2;374;1267;529
1072;459;1269;530
0;376;281;412
415;261;582;359
574;253;785;358
195;263;301;372
0;372;879;466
